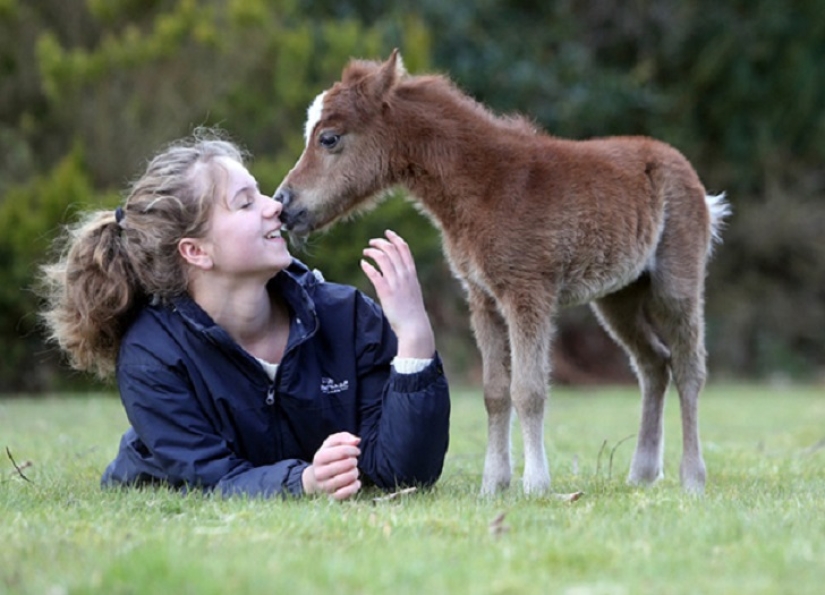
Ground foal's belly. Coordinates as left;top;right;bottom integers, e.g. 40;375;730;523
557;259;649;307
447;238;651;310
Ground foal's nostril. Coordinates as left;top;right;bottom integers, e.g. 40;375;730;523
273;187;293;207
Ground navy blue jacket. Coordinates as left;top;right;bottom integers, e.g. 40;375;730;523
101;260;450;498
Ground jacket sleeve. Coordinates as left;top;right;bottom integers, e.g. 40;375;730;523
108;359;309;498
352;294;451;490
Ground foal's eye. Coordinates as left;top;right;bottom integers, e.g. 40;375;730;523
318;132;341;150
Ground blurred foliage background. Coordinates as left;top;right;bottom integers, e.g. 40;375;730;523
1;0;823;393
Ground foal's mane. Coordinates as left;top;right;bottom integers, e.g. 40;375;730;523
341;58;538;136
400;75;538;135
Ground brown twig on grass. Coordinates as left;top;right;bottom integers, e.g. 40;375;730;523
553;491;585;503
6;447;32;483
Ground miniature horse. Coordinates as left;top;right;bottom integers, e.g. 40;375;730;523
275;49;729;495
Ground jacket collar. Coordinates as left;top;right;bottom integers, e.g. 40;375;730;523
169;258;320;348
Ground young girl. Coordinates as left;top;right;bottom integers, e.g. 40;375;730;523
40;129;450;500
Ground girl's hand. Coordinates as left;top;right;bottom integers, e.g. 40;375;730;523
302;432;362;500
361;230;436;359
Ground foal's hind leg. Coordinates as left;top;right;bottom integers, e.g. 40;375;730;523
647;280;708;494
468;286;513;495
592;278;672;485
646;198;710;494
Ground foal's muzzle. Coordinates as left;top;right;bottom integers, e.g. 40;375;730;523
273;187;310;234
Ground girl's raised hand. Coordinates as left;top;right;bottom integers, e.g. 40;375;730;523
360;230;435;359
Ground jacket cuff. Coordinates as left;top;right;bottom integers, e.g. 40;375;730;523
388;352;446;393
285;461;310;497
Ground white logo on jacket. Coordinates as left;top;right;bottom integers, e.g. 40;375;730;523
320;377;349;394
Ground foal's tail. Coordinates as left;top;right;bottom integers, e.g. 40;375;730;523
705;192;731;255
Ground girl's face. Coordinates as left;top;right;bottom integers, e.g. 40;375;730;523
184;157;291;281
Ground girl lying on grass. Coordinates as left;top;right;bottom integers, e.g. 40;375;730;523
39;128;450;500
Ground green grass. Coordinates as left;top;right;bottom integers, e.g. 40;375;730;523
2;385;824;595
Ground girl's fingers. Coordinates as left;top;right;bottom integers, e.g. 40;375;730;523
368;235;409;271
364;242;401;269
384;230;415;269
321;432;360;448
319;465;360;499
307;433;363;500
332;479;361;501
314;448;361;470
363;246;394;268
314;456;359;482
363;242;415;286
361;259;389;295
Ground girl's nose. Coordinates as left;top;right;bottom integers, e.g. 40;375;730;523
263;193;283;217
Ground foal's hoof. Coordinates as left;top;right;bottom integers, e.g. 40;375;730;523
479;476;511;497
627;469;664;487
521;474;551;496
681;480;705;496
680;461;707;495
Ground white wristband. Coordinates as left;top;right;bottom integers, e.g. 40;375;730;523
391;357;432;374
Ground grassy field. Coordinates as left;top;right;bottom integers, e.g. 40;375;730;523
1;384;824;595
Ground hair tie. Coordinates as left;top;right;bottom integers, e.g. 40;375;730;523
115;206;125;226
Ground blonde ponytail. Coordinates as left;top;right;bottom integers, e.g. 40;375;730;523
39;128;245;378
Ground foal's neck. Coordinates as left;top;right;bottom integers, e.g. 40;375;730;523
391;80;524;222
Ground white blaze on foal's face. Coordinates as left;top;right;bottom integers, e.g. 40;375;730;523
304;91;327;146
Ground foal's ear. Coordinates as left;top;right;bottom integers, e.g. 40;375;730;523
370;48;406;100
386;48;408;78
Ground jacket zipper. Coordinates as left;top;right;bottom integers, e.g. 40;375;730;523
263;312;312;407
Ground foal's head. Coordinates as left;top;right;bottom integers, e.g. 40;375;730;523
274;50;407;241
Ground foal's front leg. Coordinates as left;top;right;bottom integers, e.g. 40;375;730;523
468;288;513;495
503;300;554;495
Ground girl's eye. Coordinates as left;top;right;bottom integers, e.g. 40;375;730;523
319;132;341;150
240;191;258;209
